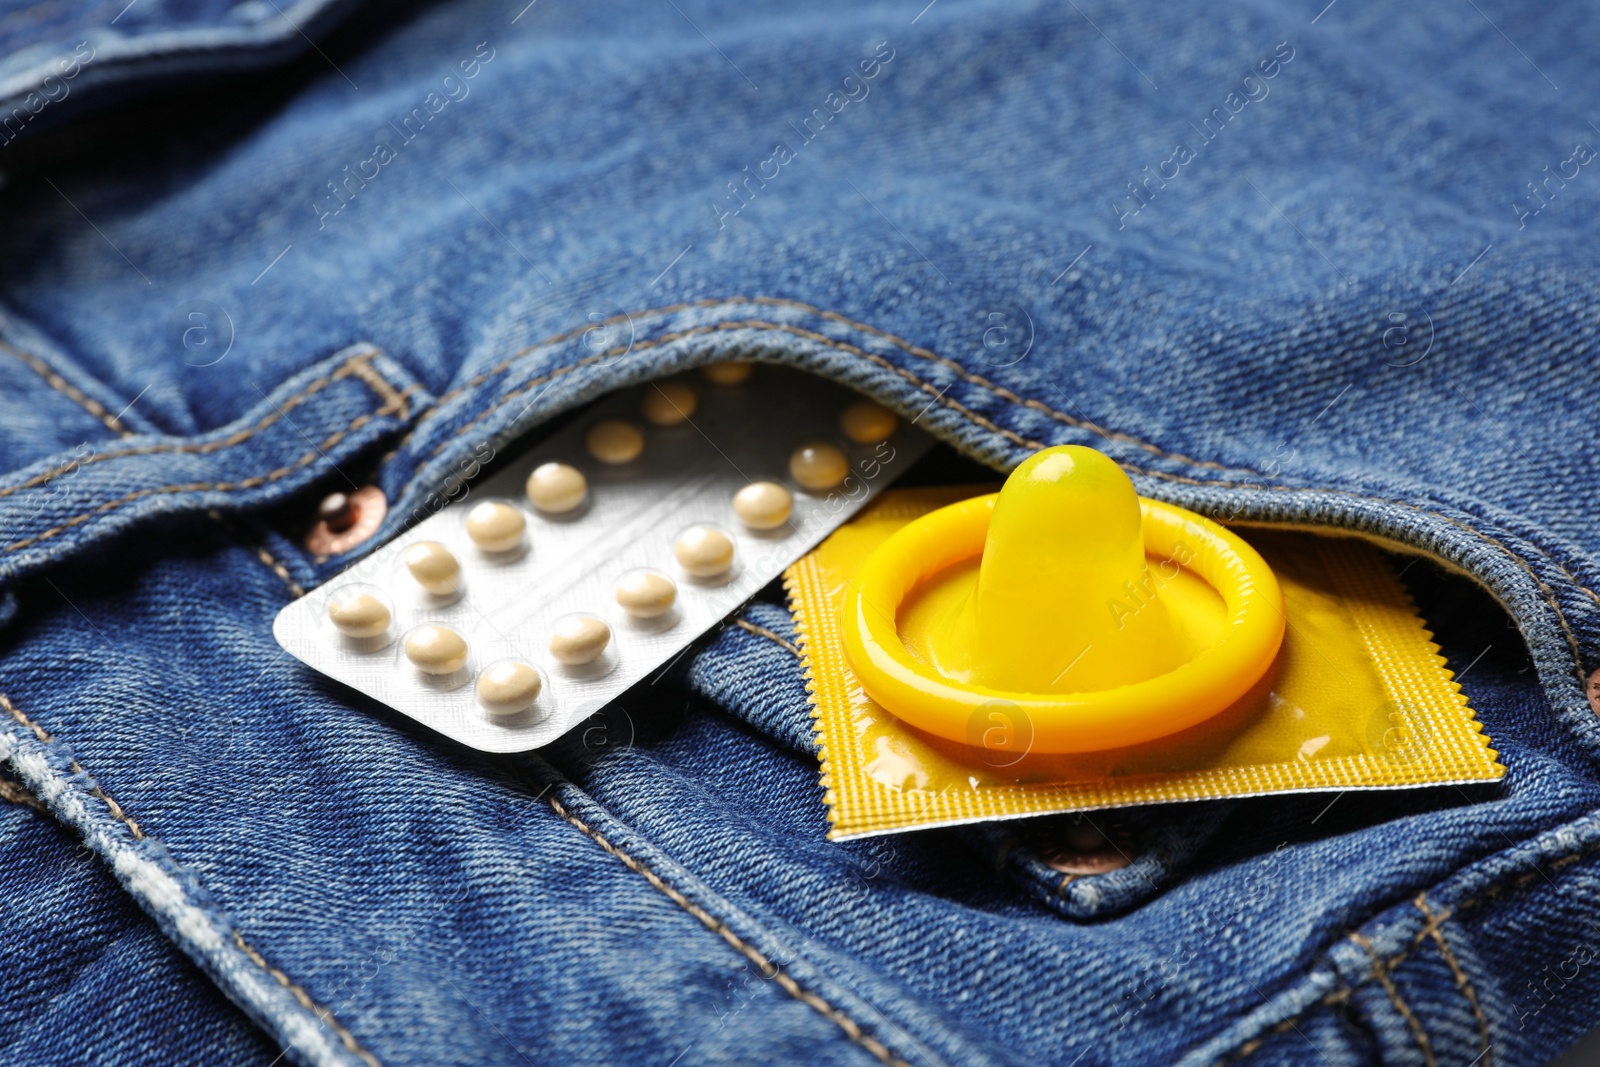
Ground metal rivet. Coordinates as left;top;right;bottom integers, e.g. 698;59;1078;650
306;485;387;556
1588;668;1600;718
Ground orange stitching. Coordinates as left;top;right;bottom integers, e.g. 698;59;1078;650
0;391;407;557
0;771;48;815
1215;837;1600;1065
388;296;1245;475
1355;933;1437;1067
0;692;143;838
0;349;398;504
1414;894;1491;1067
402;316;1593;686
0;690;380;1066
543;793;915;1067
207;510;305;598
233;933;384;1067
1;339;133;437
736;618;801;658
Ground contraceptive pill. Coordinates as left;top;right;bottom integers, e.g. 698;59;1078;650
549;614;611;665
476;659;543;715
840;400;898;444
272;367;933;753
675;525;734;577
405;542;462;596
789;442;848;491
465;500;526;552
405;624;468;674
586;419;644;464
641;381;697;426
327;592;391;638
526;462;587;514
701;361;753;385
732;481;792;530
615;570;677;618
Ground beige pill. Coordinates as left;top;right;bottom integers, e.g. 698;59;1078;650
327;593;391;638
789;442;849;491
405;541;462;596
615;570;677;618
840;400;897;444
405;625;468;675
549;614;611;666
675;525;734;577
641;381;698;426
585;419;645;465
465;500;526;552
476;660;542;715
701;361;753;385
526;462;588;513
732;481;792;530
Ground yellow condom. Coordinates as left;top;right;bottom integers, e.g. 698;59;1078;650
788;485;1504;840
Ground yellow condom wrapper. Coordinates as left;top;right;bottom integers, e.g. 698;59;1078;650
786;487;1505;840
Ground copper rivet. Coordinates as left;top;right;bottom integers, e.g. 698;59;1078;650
306;485;387;555
1042;847;1133;876
318;492;356;533
1587;668;1600;718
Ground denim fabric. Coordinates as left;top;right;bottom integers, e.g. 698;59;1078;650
0;1;1598;1065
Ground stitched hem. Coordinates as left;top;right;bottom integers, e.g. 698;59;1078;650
0;347;403;503
1210;834;1600;1065
0;365;412;557
0;692;383;1067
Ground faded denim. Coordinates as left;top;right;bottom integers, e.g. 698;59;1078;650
0;1;1598;1065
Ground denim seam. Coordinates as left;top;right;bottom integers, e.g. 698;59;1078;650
385;296;1241;476
1212;836;1600;1064
231;932;383;1067
397;315;1594;689
1414;893;1492;1067
0;347;406;502
1;338;134;437
0;768;48;815
1354;932;1437;1067
735;617;801;658
0;338;320;598
0;691;384;1067
208;509;307;599
542;792;917;1067
0;369;413;557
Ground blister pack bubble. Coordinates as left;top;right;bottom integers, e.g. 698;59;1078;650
273;365;933;752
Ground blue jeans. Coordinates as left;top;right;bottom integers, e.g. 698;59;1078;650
1;1;1598;1064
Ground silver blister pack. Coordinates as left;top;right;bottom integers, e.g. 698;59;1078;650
273;365;934;752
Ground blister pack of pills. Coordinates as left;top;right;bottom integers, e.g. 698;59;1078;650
273;364;933;752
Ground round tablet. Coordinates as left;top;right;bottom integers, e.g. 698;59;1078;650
732;481;792;531
404;541;462;596
405;625;468;675
526;462;588;514
615;570;677;618
585;419;645;465
476;659;542;716
641;381;697;426
840;400;898;444
675;525;734;577
789;443;849;491
464;500;526;552
549;614;611;666
701;361;753;385
327;592;391;638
